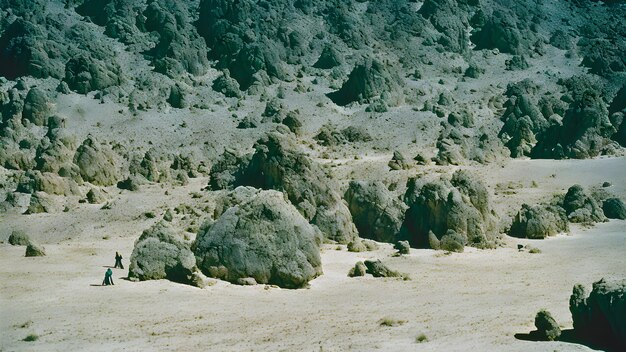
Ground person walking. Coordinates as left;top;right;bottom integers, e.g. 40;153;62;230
114;251;124;269
103;268;114;286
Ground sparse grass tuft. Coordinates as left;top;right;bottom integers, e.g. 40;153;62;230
23;333;38;342
379;317;406;327
416;333;428;343
528;247;542;254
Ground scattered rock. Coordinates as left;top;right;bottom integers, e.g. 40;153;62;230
8;230;30;246
394;240;410;255
348;261;367;277
534;309;561;341
388;151;411;170
327;59;402;106
86;188;106;204
25;243;46;257
73;136;119;186
364;259;401;278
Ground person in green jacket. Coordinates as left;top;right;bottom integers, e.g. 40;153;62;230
103;268;114;286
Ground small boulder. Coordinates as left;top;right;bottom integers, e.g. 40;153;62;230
8;230;30;246
348;261;367;277
394;240;410;255
364;259;401;278
562;185;606;223
25;243;46;257
534;309;561;341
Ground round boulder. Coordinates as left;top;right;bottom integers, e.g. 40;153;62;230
128;222;197;285
194;189;323;289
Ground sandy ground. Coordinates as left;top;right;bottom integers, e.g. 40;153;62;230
1;157;624;351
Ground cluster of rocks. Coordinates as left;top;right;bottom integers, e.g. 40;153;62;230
314;124;372;147
509;184;626;239
499;77;623;159
7;230;46;257
208;131;357;244
129;188;323;289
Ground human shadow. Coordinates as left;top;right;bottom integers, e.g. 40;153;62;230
515;329;622;352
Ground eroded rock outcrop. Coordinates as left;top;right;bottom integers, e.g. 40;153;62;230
401;170;499;250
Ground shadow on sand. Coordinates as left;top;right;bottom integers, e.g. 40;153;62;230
515;329;622;352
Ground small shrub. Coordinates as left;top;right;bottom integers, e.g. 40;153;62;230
528;247;542;254
379;318;406;327
416;333;428;343
23;334;39;342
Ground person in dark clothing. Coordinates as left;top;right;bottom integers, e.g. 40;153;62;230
103;268;114;286
114;251;124;269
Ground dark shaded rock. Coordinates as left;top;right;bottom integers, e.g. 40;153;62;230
570;279;626;350
193;189;323;289
117;175;142;191
470;10;535;54
327;59;401;106
603;198;626;220
64;55;123;94
534;309;561;341
25;242;46;257
505;55;530;71
344;181;407;243
402;170;498;249
562;185;606;223
8;230;30;246
313;45;343;69
364;259;401;278
509;204;569;239
281;110;303;136
86;188;106;204
212;70;242;98
128;222;198;285
394;240;410;255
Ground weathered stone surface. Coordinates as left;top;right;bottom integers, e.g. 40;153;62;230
194;189;323;289
348;261;367;277
402;170;498;249
344;181;407;243
128;222;197;285
562;185;606;223
73;136;119;186
208;132;358;243
8;230;30;246
570;279;626;350
364;259;401;278
509;204;569;239
534;310;561;341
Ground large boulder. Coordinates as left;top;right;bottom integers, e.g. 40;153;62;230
509;204;569;239
570;279;626;350
603;198;626;220
73;136;119;186
128;222;197;285
208;132;358;243
401;170;499;249
16;171;80;196
344;181;407;243
193;189;323;289
562;185;606;223
25;192;62;214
